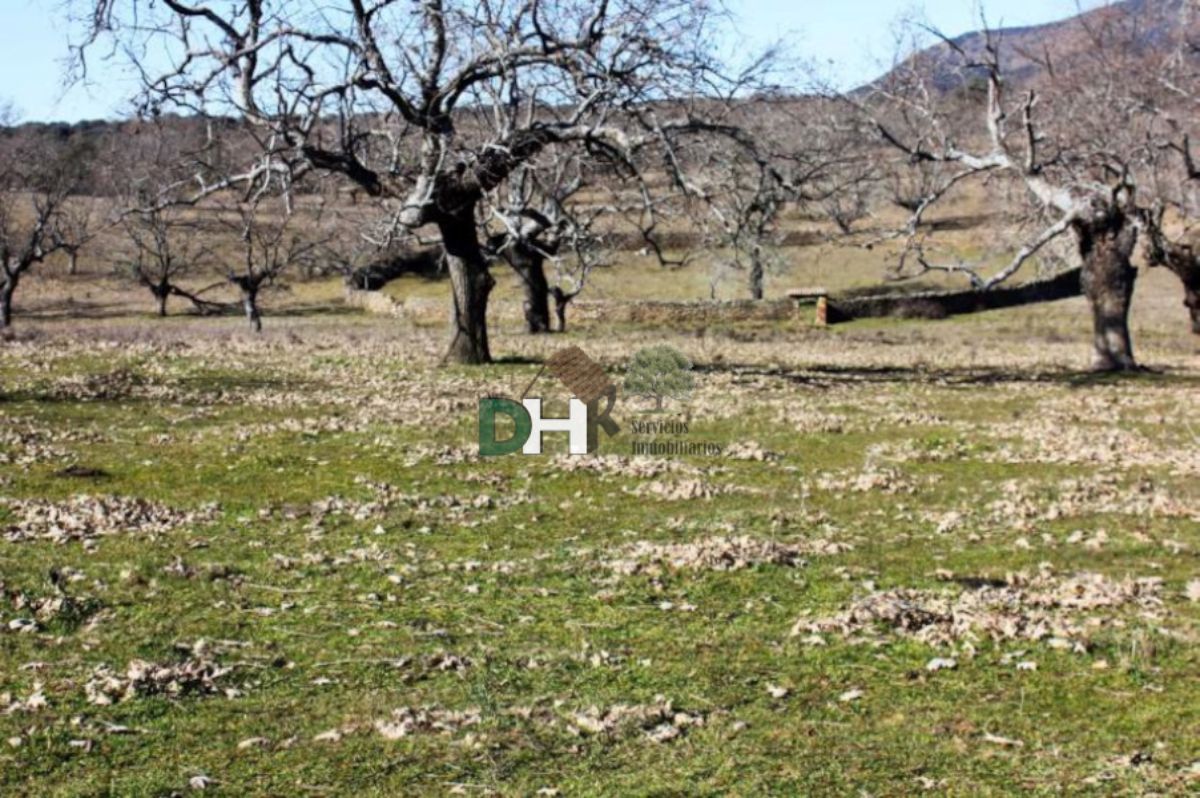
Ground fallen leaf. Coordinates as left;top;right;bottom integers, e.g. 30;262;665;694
237;737;270;750
981;733;1024;747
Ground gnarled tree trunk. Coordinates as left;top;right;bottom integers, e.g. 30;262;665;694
155;285;169;317
552;287;572;332
229;275;264;333
1170;259;1200;336
439;209;494;364
749;253;765;301
1147;237;1200;336
1075;209;1139;371
1;272;18;329
504;242;551;334
242;287;262;333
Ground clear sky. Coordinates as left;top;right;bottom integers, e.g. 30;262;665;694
1;0;1090;124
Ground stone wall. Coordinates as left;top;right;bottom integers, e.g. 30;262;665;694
344;288;807;328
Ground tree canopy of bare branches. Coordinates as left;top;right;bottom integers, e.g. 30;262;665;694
119;200;217;317
858;2;1200;371
76;0;781;362
0;139;91;328
224;200;328;332
484;152;614;332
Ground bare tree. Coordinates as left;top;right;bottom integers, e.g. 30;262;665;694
548;224;607;332
824;181;872;235
1139;2;1200;336
119;199;217;317
486;154;608;332
58;198;96;276
695;99;861;300
0;143;85;328
226;202;324;333
1145;209;1200;335
76;1;777;363
707;164;782;301
859;9;1186;371
886;158;950;215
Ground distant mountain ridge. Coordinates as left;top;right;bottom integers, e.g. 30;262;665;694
872;0;1195;92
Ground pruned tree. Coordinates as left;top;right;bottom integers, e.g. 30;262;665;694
858;7;1190;371
226;201;325;333
824;180;872;235
694;97;870;300
548;231;604;332
1145;210;1200;335
76;0;779;363
705;160;783;301
811;109;880;236
0;142;87;328
1139;2;1200;336
119;200;217;317
0;197;65;329
886;158;950;215
487;154;607;332
57;198;96;276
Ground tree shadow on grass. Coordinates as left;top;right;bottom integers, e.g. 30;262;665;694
18;299;137;321
18;298;350;322
491;355;544;366
2;371;316;406
691;361;1200;390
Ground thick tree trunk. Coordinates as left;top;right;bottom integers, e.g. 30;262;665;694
0;274;15;329
229;274;264;332
242;289;262;333
67;251;78;276
507;246;551;334
1076;211;1139;372
1179;276;1200;336
552;287;571;332
439;209;494;364
155;287;169;318
1151;242;1200;335
749;254;765;301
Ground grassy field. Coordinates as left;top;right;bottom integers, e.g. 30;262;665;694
0;254;1198;795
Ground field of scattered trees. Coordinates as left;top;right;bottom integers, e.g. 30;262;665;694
1;1;1198;795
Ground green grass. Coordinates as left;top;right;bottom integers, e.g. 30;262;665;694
0;310;1198;797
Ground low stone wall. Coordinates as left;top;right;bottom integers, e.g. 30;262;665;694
344;288;806;328
572;299;800;326
345;268;1083;330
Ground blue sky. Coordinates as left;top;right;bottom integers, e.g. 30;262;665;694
2;0;1088;123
